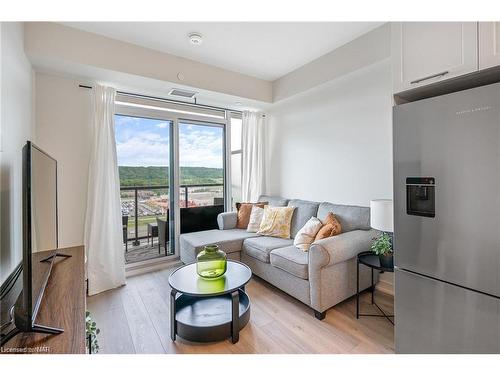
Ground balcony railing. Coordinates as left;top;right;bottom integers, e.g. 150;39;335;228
120;183;224;247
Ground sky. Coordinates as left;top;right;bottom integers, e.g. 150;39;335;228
114;115;224;168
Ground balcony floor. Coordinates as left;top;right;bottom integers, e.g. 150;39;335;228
124;239;170;264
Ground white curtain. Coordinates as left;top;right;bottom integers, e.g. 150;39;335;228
85;85;125;295
241;111;266;202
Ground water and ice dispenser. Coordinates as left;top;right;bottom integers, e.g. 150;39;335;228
406;177;435;217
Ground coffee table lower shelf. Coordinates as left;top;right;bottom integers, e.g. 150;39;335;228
171;289;250;343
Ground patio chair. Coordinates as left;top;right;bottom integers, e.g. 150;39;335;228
122;215;129;252
157;213;169;255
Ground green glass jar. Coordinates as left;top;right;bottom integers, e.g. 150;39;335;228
196;244;227;279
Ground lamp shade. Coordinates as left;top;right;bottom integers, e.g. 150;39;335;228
370;199;393;232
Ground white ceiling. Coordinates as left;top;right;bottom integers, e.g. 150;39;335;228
61;22;384;81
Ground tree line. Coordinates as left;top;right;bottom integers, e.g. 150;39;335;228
119;166;224;187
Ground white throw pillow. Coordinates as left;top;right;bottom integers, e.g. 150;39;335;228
247;206;265;232
293;217;323;251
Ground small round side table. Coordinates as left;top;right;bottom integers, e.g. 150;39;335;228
356;251;394;325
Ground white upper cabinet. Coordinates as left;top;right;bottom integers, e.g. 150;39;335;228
479;22;500;70
392;22;478;93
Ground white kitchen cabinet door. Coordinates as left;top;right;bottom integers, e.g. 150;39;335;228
479;22;500;70
392;22;478;94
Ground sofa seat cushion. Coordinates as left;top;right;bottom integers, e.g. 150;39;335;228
242;236;293;263
180;229;259;263
270;246;309;280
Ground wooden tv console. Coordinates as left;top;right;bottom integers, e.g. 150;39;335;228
1;246;86;354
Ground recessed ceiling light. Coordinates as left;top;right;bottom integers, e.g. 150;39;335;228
235;102;242;106
188;33;203;46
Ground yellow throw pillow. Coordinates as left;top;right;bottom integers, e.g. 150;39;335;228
257;206;295;239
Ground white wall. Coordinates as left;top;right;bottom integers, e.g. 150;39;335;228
267;59;393;207
268;59;394;293
34;72;92;249
0;22;34;283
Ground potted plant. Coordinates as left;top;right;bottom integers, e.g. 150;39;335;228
86;311;100;354
371;232;393;269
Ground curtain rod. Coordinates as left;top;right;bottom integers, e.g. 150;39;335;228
78;84;244;115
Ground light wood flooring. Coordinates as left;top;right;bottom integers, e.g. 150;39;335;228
87;267;394;354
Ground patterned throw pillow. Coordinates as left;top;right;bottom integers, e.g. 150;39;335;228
257;206;295;239
293;217;323;251
314;212;342;241
236;202;267;229
247;206;265;232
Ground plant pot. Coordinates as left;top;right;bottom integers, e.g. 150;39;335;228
379;253;394;269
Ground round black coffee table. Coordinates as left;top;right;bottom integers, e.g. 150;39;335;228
168;260;252;344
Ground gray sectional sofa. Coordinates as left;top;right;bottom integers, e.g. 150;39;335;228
179;195;378;319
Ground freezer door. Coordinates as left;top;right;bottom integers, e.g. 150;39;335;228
393;82;500;297
395;268;500;353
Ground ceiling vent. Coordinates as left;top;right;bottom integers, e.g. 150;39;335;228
168;88;198;99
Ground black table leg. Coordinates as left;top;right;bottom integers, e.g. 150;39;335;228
371;267;374;305
231;290;240;344
170;289;177;341
356;257;360;319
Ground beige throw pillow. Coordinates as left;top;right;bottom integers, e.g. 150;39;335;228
293;217;323;251
257;206;295;239
247;206;264;232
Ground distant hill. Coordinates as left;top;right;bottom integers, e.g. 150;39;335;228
119;166;223;187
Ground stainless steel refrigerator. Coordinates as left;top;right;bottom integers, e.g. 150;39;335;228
393;82;500;354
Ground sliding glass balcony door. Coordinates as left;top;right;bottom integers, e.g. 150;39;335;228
115;114;175;264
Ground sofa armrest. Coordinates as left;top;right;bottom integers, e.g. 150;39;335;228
309;229;380;269
217;212;238;230
308;229;380;312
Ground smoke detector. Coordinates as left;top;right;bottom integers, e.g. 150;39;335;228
188;33;203;46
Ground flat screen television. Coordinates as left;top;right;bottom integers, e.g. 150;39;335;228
0;141;68;345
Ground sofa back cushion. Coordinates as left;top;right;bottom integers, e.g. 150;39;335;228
317;202;370;232
258;195;289;207
287;199;320;238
